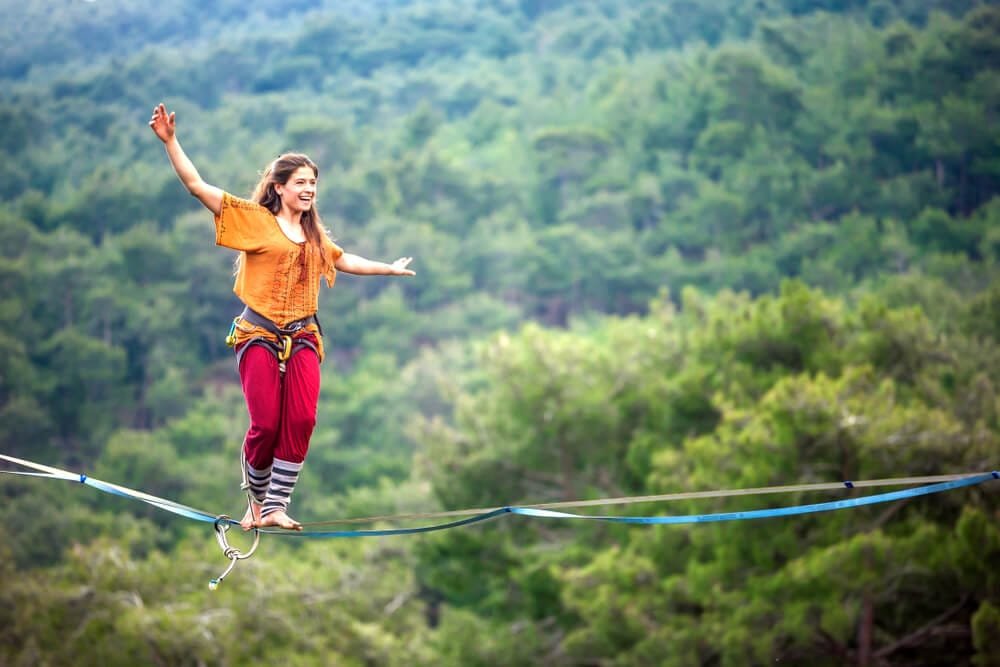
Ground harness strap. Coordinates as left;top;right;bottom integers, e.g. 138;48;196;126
228;306;322;370
239;306;323;339
234;336;318;373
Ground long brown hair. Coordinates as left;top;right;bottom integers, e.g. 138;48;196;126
247;153;333;281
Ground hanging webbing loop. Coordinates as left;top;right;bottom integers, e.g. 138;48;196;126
209;515;260;590
207;448;266;590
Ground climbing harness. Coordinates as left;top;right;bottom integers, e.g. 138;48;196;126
227;306;322;372
2;453;997;589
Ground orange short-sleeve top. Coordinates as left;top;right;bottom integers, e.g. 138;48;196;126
215;192;344;360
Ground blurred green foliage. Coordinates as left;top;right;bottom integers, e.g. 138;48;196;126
1;0;999;664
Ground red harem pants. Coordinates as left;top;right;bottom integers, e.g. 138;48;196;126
238;336;321;468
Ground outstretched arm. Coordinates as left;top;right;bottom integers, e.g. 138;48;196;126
335;253;415;276
149;103;223;216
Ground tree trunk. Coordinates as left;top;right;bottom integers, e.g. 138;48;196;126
858;589;874;666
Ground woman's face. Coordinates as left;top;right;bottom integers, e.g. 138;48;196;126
275;166;317;215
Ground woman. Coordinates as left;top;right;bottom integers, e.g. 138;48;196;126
149;103;415;531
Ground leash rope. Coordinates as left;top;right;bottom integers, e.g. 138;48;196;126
3;454;996;587
207;447;263;590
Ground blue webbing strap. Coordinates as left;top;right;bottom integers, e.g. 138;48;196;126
0;454;80;481
506;472;999;525
277;471;999;537
0;453;225;525
2;453;997;537
1;471;71;479
81;476;222;524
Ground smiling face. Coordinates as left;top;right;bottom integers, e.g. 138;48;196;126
275;165;317;215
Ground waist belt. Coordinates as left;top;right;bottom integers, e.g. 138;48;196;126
227;307;323;363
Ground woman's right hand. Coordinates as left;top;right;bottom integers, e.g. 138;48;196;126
149;103;176;143
149;102;223;215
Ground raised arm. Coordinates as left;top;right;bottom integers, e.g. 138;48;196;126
149;103;223;216
334;253;415;276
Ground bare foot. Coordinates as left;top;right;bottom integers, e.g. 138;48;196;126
240;502;262;531
257;510;303;531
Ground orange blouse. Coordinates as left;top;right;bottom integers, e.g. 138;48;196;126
215;192;344;362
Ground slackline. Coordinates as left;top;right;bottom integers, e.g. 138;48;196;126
3;453;996;588
2;453;996;535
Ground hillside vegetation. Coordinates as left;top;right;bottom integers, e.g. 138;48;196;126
1;1;998;665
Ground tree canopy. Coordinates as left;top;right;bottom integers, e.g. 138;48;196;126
1;1;999;665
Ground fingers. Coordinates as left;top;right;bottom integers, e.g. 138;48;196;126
149;103;171;123
394;257;415;275
148;103;176;139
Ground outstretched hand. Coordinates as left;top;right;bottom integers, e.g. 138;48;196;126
390;257;416;276
148;103;175;143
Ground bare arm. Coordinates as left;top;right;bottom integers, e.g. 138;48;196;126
334;253;416;276
149;103;223;216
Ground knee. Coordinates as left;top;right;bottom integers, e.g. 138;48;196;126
248;417;280;444
288;412;317;437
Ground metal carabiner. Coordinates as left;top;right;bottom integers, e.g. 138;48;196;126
278;335;293;362
225;318;239;347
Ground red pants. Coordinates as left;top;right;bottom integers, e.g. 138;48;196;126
238;338;321;469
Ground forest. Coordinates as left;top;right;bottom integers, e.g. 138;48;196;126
1;0;999;665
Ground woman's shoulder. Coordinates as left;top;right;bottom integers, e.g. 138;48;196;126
222;192;271;213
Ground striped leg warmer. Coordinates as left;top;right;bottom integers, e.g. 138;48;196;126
244;461;271;504
261;458;302;517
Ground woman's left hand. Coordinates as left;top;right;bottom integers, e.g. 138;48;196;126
390;257;415;276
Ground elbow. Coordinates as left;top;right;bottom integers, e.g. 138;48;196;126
185;179;208;198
